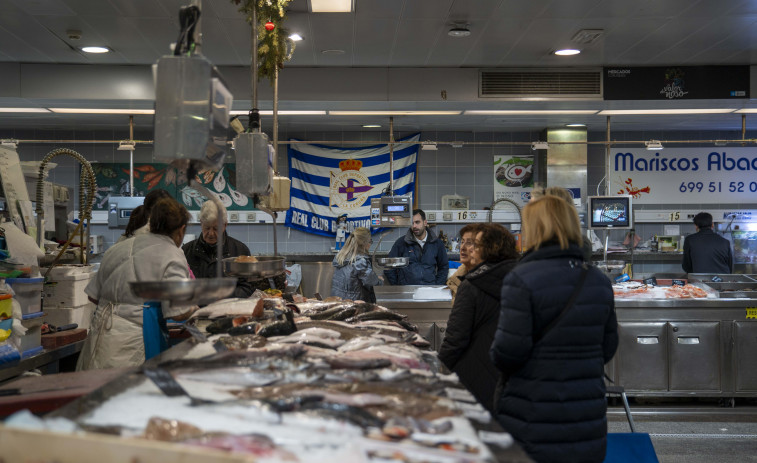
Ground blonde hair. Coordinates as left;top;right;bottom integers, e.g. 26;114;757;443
531;185;574;204
335;227;371;266
521;196;582;251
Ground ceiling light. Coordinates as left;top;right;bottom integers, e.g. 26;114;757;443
451;142;464;148
645;140;664;150
362;124;381;128
464;110;597;115
714;140;728;146
49;108;154;114
532;141;549;150
554;49;581;56
1;140;18;148
117;140;135;151
0;108;50;113
309;0;353;12
448;27;471;38
329;110;461;116
566;123;586;127
289;33;303;42
421;142;438;151
599;109;734;115
229;110;326;116
733;109;757;113
321;49;345;55
81;46;111;54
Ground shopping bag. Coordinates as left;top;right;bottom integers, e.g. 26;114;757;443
603;433;659;463
142;301;169;360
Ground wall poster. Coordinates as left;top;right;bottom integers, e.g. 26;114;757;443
611;147;757;204
493;154;534;207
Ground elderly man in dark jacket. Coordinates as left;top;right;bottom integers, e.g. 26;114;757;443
439;224;518;411
491;196;618;463
384;209;449;285
182;201;253;298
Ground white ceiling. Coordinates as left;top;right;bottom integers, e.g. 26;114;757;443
2;0;757;134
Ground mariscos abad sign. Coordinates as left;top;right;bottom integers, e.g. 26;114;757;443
611;147;757;204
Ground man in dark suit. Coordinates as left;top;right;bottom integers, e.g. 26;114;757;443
682;212;733;274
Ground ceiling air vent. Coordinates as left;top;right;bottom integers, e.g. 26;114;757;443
479;69;602;99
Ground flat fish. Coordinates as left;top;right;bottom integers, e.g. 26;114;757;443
191;298;263;319
215;334;267;350
337;336;385;352
174;366;284;387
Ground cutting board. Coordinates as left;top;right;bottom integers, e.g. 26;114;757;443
41;328;87;349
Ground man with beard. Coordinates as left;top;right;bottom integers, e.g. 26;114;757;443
384;209;449;285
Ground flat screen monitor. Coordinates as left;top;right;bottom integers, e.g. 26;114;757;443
588;196;632;229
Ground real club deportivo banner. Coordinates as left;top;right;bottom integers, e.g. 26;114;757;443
612;147;757;204
285;134;419;237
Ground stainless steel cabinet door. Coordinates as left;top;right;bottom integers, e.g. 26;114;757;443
616;322;668;391
733;321;757;391
669;321;721;391
415;322;436;352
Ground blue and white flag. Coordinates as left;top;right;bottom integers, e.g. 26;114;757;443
285;133;420;237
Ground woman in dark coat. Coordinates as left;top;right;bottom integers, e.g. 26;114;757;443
490;195;619;463
439;223;518;411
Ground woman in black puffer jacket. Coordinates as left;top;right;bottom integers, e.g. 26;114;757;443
490;195;619;463
439;223;518;411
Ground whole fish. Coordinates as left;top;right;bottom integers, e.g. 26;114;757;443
227;322;260;336
215;334;267;350
326;307;357;321
303;304;352;320
298;401;385;429
346;310;406;323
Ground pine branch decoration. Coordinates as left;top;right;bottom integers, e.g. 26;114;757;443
231;0;295;84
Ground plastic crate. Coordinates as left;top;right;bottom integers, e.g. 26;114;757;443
43;272;95;308
5;278;43;316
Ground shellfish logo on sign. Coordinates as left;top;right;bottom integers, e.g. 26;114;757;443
330;159;373;210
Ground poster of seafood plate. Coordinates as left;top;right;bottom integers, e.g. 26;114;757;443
493;155;534;207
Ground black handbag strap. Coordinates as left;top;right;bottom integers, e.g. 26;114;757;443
534;263;590;344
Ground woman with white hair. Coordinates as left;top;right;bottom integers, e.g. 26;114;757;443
330;227;382;302
182;200;254;298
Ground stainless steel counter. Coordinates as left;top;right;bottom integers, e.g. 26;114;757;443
375;285;453;351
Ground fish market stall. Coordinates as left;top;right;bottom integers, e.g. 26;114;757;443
5;295;531;463
607;273;757;398
374;285;453;352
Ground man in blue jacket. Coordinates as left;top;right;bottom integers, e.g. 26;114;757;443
384;209;449;285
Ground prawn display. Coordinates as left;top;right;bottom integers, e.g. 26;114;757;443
613;282;711;299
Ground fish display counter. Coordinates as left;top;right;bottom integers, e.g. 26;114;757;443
608;273;757;398
5;294;532;463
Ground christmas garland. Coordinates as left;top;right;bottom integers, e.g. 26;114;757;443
231;0;296;84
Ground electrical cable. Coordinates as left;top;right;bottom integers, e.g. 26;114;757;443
173;6;200;56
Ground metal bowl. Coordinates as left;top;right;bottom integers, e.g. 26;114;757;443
377;257;410;268
130;278;237;306
222;256;286;279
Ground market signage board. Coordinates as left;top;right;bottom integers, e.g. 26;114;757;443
493;155;534;207
603;65;749;100
611;147;757;204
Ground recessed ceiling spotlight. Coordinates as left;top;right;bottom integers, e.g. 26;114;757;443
289;33;303;42
81;46;111;54
565;123;586;127
321;49;345;55
362;124;381;128
554;48;580;56
448;26;471;38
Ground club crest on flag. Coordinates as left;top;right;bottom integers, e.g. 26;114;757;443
330;159;373;210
